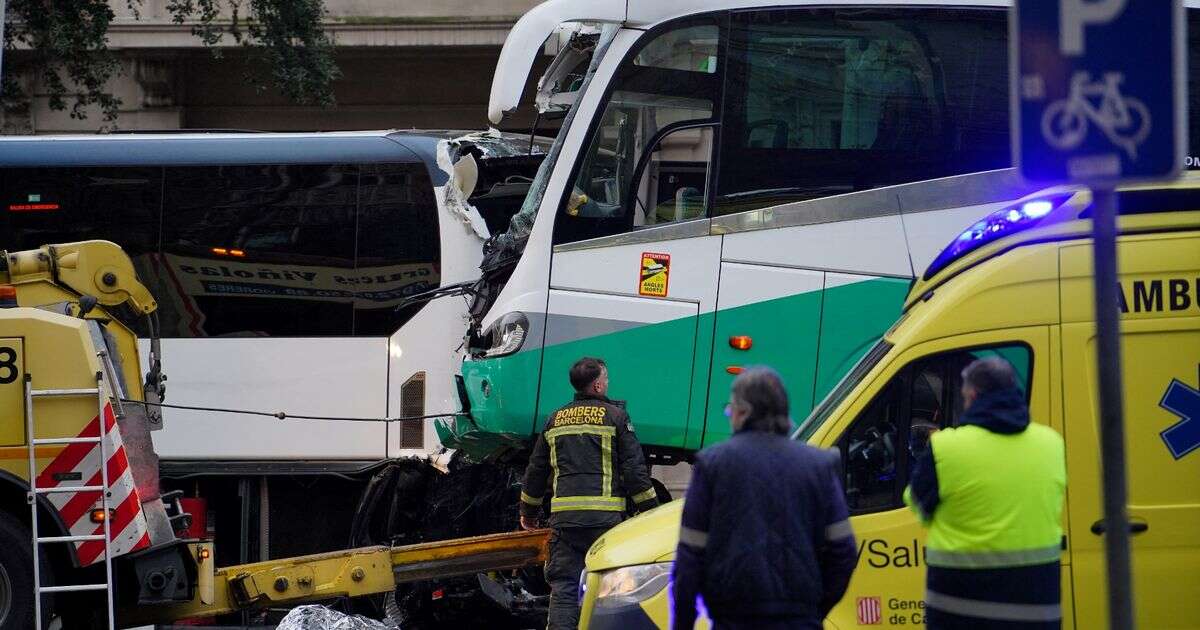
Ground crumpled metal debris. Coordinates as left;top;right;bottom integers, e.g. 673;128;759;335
435;139;491;240
483;24;619;263
276;605;400;630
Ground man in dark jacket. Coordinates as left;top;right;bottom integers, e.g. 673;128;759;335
672;367;857;630
521;357;660;629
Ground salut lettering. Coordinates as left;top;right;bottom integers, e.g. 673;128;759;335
1119;277;1200;314
856;538;927;569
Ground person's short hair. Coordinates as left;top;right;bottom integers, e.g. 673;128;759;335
731;367;792;435
961;356;1019;394
569;357;607;392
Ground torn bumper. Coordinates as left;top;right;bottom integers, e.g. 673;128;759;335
439;351;542;461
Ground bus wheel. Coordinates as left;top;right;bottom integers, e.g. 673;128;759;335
0;510;39;630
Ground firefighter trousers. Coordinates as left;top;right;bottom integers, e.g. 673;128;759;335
545;525;608;630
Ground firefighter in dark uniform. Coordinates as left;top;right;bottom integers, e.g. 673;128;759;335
520;357;660;630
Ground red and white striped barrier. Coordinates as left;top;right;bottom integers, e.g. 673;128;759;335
35;403;151;566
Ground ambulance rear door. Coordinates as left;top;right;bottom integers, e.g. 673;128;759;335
1058;231;1200;629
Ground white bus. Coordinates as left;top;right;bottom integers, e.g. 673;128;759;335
0;130;544;566
443;0;1200;475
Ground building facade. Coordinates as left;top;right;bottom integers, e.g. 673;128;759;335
2;0;548;134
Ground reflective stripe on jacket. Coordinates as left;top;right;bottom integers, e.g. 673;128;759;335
520;393;658;529
906;414;1065;566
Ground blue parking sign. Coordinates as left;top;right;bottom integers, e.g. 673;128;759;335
1013;0;1187;184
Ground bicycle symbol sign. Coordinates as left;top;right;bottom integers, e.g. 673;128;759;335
1013;0;1184;184
1041;72;1150;160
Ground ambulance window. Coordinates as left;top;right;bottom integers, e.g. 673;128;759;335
841;380;902;512
838;343;1032;514
944;345;1031;426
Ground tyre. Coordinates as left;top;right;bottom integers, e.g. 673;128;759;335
0;509;44;630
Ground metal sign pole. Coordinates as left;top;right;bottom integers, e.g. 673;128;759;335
1090;186;1134;630
1015;0;1184;624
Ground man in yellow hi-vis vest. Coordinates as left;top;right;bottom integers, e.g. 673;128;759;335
905;356;1066;630
520;357;660;629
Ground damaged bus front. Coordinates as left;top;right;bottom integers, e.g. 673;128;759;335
443;0;1068;470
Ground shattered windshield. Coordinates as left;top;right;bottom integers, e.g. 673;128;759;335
484;24;620;262
535;26;603;118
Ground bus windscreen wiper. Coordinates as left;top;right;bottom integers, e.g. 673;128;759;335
395;280;477;311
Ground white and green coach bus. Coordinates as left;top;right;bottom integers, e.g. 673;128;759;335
438;0;1200;466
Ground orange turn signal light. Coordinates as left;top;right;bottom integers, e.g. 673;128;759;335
229;249;246;257
726;366;744;375
729;336;753;351
198;547;211;561
211;247;228;255
89;509;108;524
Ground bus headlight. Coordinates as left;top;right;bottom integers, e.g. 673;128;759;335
484;312;529;357
593;562;672;609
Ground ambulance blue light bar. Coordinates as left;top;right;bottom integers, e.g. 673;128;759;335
924;196;1069;280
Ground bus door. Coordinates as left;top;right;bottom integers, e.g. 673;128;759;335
539;17;725;450
545;234;720;449
704;261;825;446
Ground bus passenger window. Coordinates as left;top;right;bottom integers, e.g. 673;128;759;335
1;167;162;336
554;20;721;245
716;7;1008;215
159;164;358;337
355;163;441;336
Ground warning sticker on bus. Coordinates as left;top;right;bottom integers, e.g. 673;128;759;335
639;252;671;297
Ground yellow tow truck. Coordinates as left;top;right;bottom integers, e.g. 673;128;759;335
0;241;549;629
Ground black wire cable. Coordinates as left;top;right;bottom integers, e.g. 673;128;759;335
118;398;465;423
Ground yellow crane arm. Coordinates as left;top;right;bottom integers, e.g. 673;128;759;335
123;528;551;623
3;240;156;314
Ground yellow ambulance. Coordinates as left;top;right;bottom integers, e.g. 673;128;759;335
578;180;1200;629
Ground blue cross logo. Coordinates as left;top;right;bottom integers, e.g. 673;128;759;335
1159;378;1200;460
